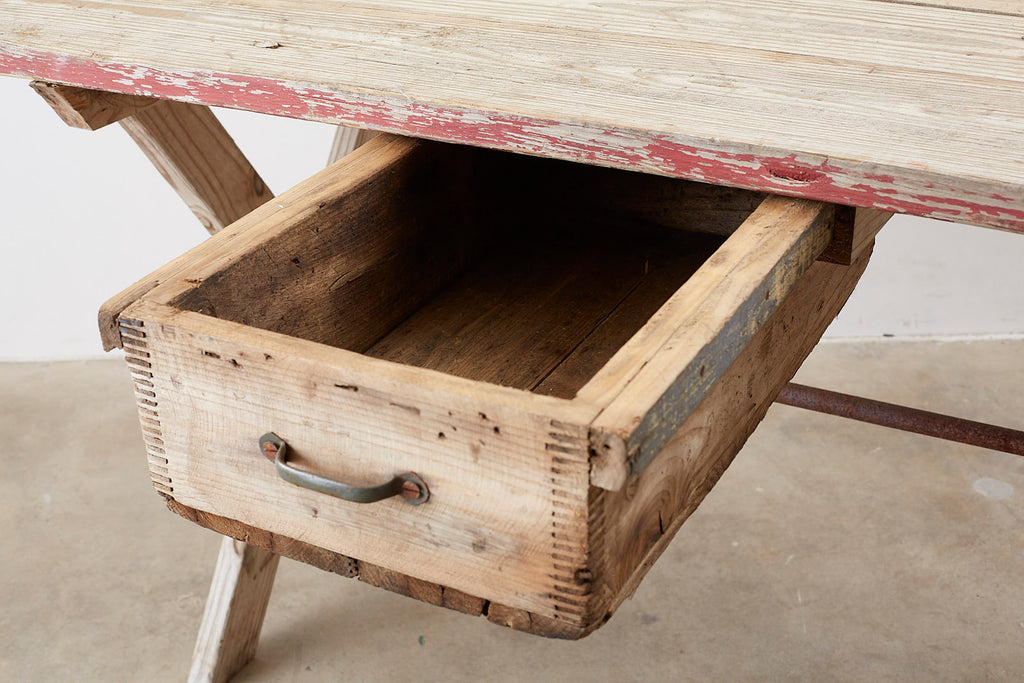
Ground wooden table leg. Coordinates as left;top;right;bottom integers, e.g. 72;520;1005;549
189;538;281;683
34;82;388;681
32;82;283;681
328;126;378;165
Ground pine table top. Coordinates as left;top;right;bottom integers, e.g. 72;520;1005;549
2;0;1022;231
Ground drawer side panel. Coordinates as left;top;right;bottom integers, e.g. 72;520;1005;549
590;246;874;620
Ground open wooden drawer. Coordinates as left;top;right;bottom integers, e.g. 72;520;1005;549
103;134;881;638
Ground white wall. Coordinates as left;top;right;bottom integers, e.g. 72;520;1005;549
824;215;1024;339
1;77;1022;361
1;78;336;361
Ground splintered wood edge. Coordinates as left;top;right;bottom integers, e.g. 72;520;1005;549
588;430;629;491
166;499;590;640
584;195;836;489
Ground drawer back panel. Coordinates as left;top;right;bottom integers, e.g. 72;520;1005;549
171;141;481;353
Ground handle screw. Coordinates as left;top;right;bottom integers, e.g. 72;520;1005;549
402;480;423;500
261;441;279;461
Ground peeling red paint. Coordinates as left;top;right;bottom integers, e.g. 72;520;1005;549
766;166;826;184
2;45;1022;233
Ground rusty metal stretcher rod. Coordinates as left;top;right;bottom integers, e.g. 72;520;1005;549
777;383;1024;457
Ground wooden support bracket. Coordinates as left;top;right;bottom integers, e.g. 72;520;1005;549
328;126;379;165
29;81;159;130
29;81;277;350
31;80;273;235
118;102;273;234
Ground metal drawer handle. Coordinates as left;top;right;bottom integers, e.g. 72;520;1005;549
258;433;429;505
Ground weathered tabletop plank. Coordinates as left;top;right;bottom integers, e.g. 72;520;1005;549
1;0;1023;231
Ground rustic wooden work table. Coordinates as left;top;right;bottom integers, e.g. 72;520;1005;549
2;1;1022;680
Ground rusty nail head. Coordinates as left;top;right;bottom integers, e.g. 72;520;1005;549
402;480;422;500
262;441;279;461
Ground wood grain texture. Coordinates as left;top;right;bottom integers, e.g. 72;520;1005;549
29;80;158;130
365;220;722;397
531;232;724;399
119;100;272;235
168;499;583;638
188;537;279;683
589;246;874;623
3;0;1022;230
100;134;765;354
170;137;478;355
584;196;836;489
123;300;596;622
96;134;415;351
868;0;1021;14
820;207;893;266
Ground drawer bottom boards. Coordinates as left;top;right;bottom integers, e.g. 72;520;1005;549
107;136;878;638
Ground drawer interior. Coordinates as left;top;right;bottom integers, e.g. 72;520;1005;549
171;143;762;399
366;215;724;399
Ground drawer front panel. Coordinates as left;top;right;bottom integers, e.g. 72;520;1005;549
128;307;594;623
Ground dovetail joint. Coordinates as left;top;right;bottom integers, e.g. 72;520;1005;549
119;318;172;497
546;425;591;623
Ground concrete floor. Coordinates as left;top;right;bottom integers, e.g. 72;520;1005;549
1;339;1022;681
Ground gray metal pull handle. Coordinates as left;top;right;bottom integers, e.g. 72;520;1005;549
258;433;429;505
